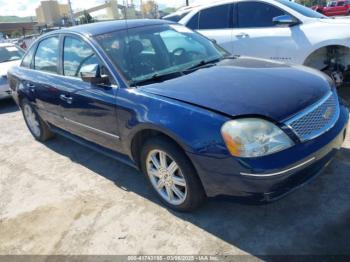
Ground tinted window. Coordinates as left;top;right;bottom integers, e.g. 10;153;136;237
34;36;59;73
199;4;231;29
63;36;99;77
187;13;199;30
238;2;285;28
21;46;35;68
338;2;345;6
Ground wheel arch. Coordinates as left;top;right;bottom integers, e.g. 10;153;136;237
303;44;350;70
129;125;193;169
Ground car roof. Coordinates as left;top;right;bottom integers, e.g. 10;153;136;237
53;19;173;37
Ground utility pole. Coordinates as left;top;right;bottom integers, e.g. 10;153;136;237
67;0;76;26
186;0;189;6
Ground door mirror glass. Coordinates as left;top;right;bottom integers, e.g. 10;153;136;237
80;64;110;85
273;15;299;26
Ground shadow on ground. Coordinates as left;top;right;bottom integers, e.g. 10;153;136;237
42;134;350;255
0;99;18;114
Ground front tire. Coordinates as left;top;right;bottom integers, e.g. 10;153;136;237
140;137;206;212
21;99;54;142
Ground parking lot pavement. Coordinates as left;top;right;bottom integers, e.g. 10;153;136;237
0;97;349;256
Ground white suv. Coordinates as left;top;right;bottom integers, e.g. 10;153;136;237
164;0;350;86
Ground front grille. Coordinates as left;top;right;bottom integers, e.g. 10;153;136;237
285;91;340;142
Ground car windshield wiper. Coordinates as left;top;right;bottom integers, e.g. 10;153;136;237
183;58;221;72
130;71;184;87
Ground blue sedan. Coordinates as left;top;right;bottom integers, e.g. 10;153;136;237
8;20;348;211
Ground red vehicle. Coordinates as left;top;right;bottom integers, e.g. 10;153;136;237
312;0;350;16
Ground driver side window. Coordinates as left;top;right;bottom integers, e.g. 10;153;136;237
63;36;99;77
237;2;285;28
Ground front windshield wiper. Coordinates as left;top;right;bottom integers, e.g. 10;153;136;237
183;58;222;72
130;71;184;87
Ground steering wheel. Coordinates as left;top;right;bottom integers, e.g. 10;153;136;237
172;48;186;57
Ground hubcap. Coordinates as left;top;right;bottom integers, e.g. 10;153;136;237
23;104;41;137
146;150;187;205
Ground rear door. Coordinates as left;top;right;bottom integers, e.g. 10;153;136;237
192;3;235;53
29;35;64;126
57;35;121;151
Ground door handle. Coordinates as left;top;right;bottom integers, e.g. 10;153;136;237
60;94;73;104
26;83;35;92
236;33;249;38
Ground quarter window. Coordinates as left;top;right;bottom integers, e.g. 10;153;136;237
63;36;99;77
21;46;35;68
237;2;285;28
187;12;199;30
198;4;231;29
34;36;59;74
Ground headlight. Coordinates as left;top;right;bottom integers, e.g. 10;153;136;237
221;118;294;158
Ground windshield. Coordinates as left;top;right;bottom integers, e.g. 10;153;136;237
278;0;328;18
0;45;24;63
95;24;228;85
163;11;190;22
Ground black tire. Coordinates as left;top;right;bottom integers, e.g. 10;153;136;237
21;98;54;142
140;136;206;212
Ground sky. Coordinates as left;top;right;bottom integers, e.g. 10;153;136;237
0;0;210;17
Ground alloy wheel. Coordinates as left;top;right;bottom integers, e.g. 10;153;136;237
23;104;41;138
146;149;187;205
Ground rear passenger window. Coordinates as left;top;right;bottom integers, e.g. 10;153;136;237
238;2;285;28
198;4;231;30
63;36;99;77
21;46;35;68
34;36;59;74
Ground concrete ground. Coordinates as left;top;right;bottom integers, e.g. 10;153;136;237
0;95;350;256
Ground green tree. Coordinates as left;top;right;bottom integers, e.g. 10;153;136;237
11;30;22;38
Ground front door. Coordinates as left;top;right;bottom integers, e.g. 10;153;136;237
232;1;304;64
57;35;121;151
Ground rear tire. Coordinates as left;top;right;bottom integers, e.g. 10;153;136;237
140;137;206;212
21;98;54;142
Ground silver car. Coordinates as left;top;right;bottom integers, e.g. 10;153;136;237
0;43;24;99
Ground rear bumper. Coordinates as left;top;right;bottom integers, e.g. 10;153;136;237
188;104;349;202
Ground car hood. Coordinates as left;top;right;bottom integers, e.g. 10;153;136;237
0;60;20;77
141;57;332;122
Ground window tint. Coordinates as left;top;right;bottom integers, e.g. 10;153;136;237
34;36;59;73
187;12;199;30
63;36;99;77
238;2;285;28
21;46;35;68
198;4;231;29
338;2;345;6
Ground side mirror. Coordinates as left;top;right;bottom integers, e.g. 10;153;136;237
273;15;299;27
80;64;110;85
